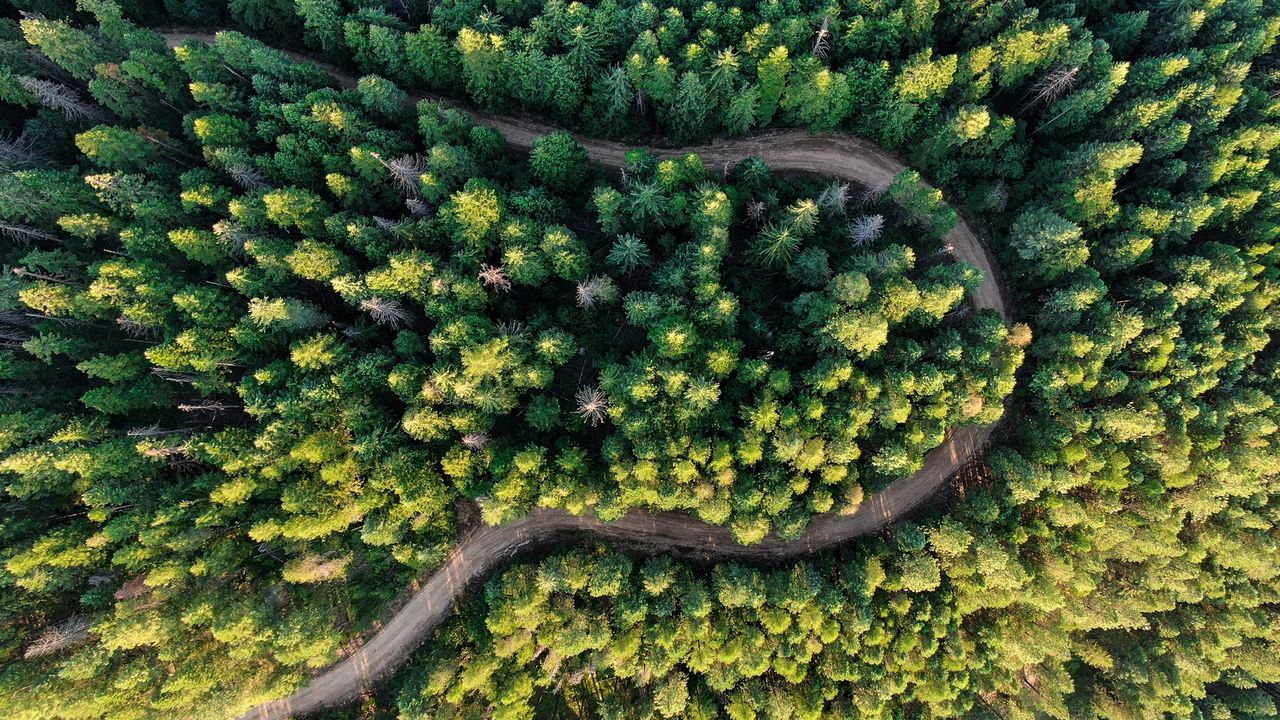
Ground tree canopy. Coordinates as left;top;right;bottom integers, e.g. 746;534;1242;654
2;0;1279;718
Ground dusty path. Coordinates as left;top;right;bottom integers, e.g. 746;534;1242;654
159;32;1011;720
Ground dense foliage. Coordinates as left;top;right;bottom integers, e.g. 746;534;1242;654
1;0;1279;717
400;526;1280;720
0;4;1016;716
358;0;1280;715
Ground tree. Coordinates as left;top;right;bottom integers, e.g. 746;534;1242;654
75;126;159;172
725;85;760;135
406;25;458;91
895;49;957;106
782;61;851;132
357;75;408;117
456;27;508;109
248;297;327;331
448;183;503;248
757;45;791;125
8;7;1280;718
230;0;299;34
529;132;591;192
263;187;330;234
654;671;690;717
607;234;651;273
296;0;345;55
20;18;103;81
1009;205;1088;279
369;25;412;86
992;20;1071;90
671;72;711;143
590;66;636;134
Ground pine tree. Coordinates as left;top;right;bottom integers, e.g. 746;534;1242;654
296;0;346;56
757;46;791;126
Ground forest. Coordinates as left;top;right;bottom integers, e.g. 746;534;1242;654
0;0;1278;718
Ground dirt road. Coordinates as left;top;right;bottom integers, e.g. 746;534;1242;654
158;32;1011;720
235;427;994;720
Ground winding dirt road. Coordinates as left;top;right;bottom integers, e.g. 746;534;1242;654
159;32;1012;720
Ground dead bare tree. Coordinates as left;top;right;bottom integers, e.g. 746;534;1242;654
817;182;851;214
497;319;528;340
178;400;241;414
847;214;885;246
923;244;956;262
812;16;832;59
225;163;267;190
212;220;257;256
141;444;187;459
127;425;190;438
24;616;92;659
11;266;80;285
150;368;197;384
859;179;891;206
1018;64;1080;115
375;153;429;197
359;297;412;328
0;310;35;326
0;326;28;348
22;313;95;328
478;264;512;293
406;197;429;216
0;131;45;168
17;76;107;122
575;386;609;426
136;127;197;163
987;180;1009;211
575;276;617;308
0;222;60;245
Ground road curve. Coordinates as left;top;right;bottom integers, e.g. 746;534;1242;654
158;32;1011;720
